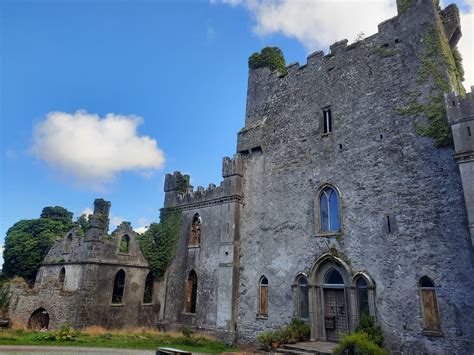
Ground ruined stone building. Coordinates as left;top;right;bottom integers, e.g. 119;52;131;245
9;0;474;353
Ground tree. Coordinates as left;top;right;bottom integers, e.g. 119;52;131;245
3;207;74;283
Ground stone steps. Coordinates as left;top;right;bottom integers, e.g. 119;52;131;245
274;342;336;355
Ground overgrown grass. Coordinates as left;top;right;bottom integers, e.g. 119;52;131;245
0;326;235;353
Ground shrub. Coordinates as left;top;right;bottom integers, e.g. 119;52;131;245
248;47;287;74
287;317;311;342
333;332;387;355
256;318;310;350
0;281;12;310
35;323;77;341
355;314;384;347
256;331;281;351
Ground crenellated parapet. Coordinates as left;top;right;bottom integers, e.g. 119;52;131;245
164;155;243;210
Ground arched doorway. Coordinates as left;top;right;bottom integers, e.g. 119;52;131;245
309;254;351;342
28;308;49;330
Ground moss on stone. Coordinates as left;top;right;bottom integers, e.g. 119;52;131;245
397;0;415;14
248;47;287;74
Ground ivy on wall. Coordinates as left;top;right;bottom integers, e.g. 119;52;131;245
137;209;182;279
248;47;287;74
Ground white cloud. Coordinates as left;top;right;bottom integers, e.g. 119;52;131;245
32;110;165;186
134;226;149;234
0;245;4;269
110;215;125;230
81;208;93;217
134;217;150;234
214;0;473;91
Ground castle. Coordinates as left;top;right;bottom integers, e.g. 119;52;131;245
9;0;474;353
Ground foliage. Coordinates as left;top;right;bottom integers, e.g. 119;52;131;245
248;47;287;74
174;172;189;194
333;332;387;355
355;314;384;348
35;323;77;341
0;282;12;310
137;209;182;279
0;327;233;353
182;326;192;338
377;47;397;58
3;208;74;283
75;214;88;235
119;236;129;254
256;318;310;350
452;47;465;82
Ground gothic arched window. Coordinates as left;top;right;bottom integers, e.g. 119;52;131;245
112;269;126;304
356;277;369;317
185;270;198;313
58;267;65;289
119;235;130;254
189;213;202;246
143;272;154;304
258;276;269;317
296;275;309;320
325;268;344;285
419;276;441;334
320;187;340;232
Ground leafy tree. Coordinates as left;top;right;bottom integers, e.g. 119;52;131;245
248;47;287;74
137;209;181;279
3;207;74;283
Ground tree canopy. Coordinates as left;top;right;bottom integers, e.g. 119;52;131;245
3;207;74;283
248;47;287;74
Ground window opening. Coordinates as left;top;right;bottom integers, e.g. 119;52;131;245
323;108;332;134
119;235;130;254
28;308;49;330
143;272;154;304
189;213;202;246
325;268;344;285
356;277;369;316
386;216;391;233
258;276;269;317
419;276;441;333
297;276;309;320
320;187;340;232
58;267;65;288
185;270;198;313
468;126;471;137
112;269;126;304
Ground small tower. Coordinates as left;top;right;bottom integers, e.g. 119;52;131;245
86;198;111;240
446;88;474;245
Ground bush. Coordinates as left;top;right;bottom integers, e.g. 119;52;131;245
355;314;384;347
287;318;311;342
248;47;287;74
333;332;387;355
35;323;77;341
256;331;281;351
256;318;311;350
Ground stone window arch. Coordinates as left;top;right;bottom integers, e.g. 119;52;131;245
258;276;269;317
419;276;442;335
112;269;126;304
294;274;309;320
119;235;130;254
351;272;376;323
58;267;66;289
143;272;154;304
185;270;198;313
315;185;342;236
189;213;202;246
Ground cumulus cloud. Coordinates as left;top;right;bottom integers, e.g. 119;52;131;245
81;208;93;217
214;0;473;91
32;111;165;186
134;217;150;234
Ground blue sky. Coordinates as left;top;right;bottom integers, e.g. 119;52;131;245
1;0;472;265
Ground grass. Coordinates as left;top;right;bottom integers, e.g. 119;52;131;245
0;326;236;353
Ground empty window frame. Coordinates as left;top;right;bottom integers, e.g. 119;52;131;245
119;235;130;254
356;277;369;317
320;187;340;232
258;276;269;317
143;272;154;304
58;267;66;289
322;107;332;134
296;275;309;320
325;268;344;285
185;270;198;313
112;269;126;304
419;276;442;334
189;213;202;246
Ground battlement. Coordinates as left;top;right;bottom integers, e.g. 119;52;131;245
87;198;111;236
446;88;474;124
244;0;460;127
164;155;243;209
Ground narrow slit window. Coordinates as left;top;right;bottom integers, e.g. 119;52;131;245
189;213;202;246
322;107;332;134
297;276;309;320
468;126;471;137
386;216;391;233
58;267;65;289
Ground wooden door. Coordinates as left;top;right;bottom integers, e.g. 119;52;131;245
421;289;440;331
323;289;347;341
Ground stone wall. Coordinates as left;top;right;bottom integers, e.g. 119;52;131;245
236;0;474;353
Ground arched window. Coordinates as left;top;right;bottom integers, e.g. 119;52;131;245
320;187;340;232
189;213;202;246
185;270;198;313
258;276;269;317
28;308;49;330
296;275;309;320
143;272;154;304
119;235;130;254
356;277;369;317
325;268;344;285
58;267;65;289
419;276;441;334
112;269;126;304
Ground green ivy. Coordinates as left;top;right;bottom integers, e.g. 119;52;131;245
137;209;182;279
248;47;287;74
397;0;415;14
